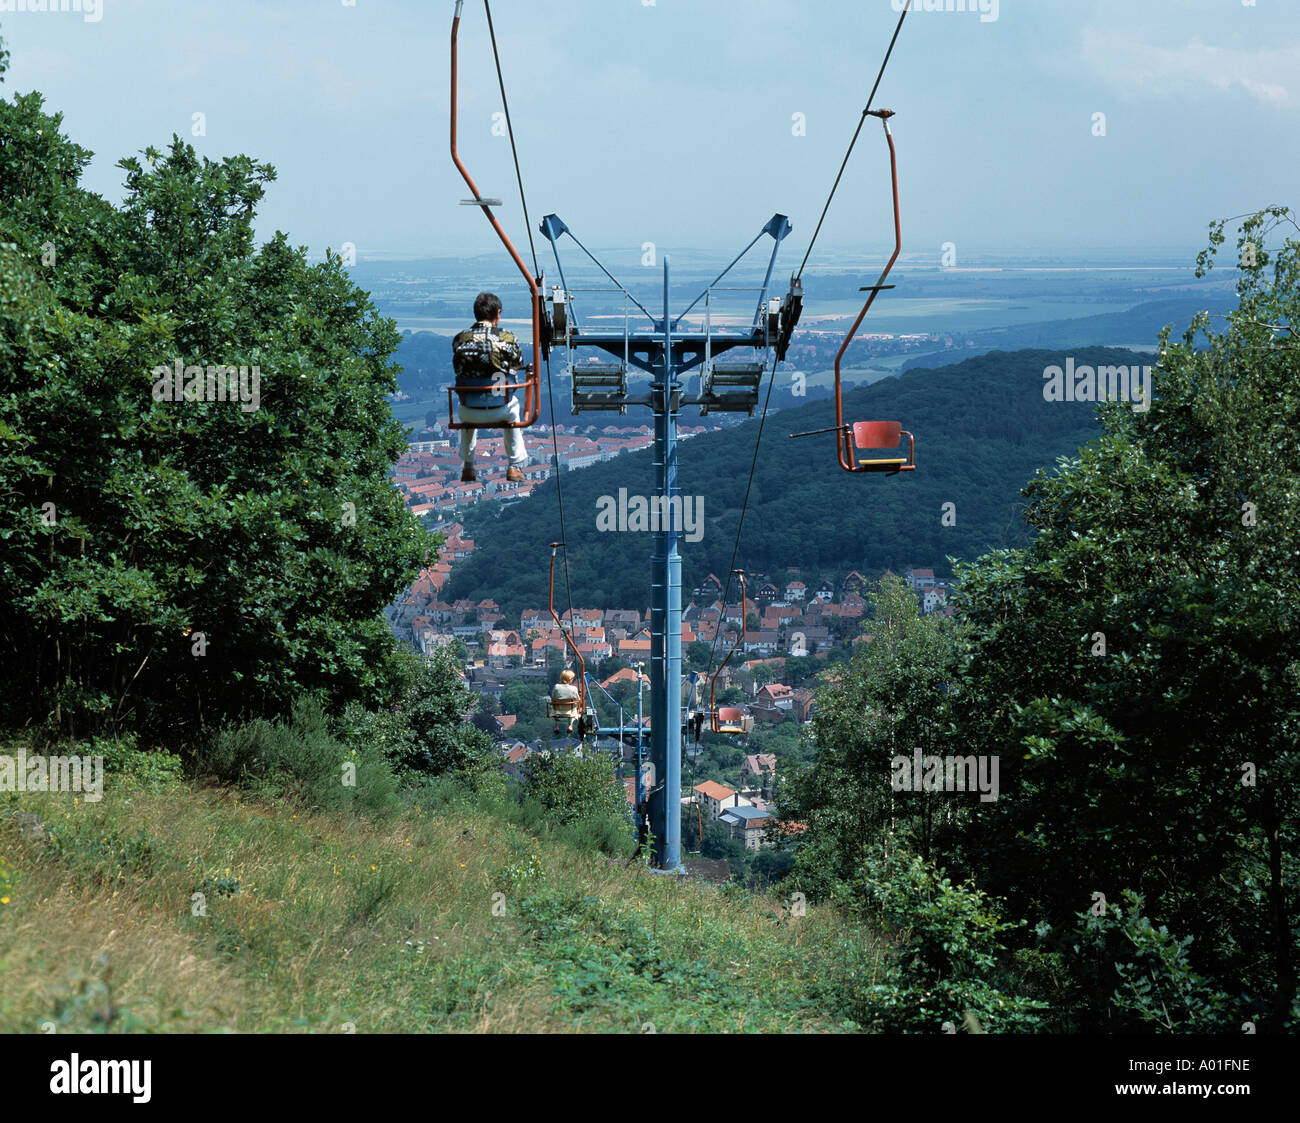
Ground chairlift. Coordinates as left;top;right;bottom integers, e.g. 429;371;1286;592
449;1;545;433
708;570;756;736
787;109;916;475
544;542;598;738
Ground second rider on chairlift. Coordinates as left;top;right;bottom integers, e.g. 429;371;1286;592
452;292;530;484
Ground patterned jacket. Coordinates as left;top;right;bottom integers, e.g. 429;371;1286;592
452;321;524;409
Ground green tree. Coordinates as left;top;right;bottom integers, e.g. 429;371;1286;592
0;54;430;740
782;576;957;898
685;641;713;671
949;208;1300;1029
501;678;546;737
521;750;628;832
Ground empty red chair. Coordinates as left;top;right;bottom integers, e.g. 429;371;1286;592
851;420;915;473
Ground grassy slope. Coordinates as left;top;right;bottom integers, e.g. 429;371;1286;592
0;771;879;1034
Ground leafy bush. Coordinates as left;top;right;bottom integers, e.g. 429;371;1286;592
521;751;629;834
1066;889;1234;1033
832;844;1048;1033
200;696;398;816
338;647;497;786
90;733;183;788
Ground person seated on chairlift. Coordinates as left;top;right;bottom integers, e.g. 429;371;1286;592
452;292;530;484
550;669;581;736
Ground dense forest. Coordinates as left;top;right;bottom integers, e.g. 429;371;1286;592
444;348;1146;614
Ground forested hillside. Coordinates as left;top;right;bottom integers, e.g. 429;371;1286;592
446;348;1145;613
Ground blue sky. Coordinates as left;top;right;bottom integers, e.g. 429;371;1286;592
2;0;1296;265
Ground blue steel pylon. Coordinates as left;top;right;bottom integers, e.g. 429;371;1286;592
648;257;684;871
538;213;796;870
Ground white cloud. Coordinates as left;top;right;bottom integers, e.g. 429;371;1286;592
1081;30;1299;107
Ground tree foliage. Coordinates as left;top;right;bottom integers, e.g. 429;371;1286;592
0;60;430;740
787;210;1300;1031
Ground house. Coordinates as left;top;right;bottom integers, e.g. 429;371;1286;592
487;641;526;668
719;805;772;850
693;573;724;600
601;667;651;691
519;609;554;633
813;579;835;603
757;581;780;601
841;593;866;618
798;626;833;653
693;780;750;822
841;570;869;595
756;684;796;710
741;753;778;784
575;639;613;661
791;689;816;723
906;567;937;591
605;609;641;631
922;587;948;615
502;741;531;781
784;580;807;602
416;629;458;658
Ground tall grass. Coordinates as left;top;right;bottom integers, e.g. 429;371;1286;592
0;746;875;1033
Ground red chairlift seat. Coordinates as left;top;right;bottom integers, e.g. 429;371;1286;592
715;706;754;736
852;420;915;474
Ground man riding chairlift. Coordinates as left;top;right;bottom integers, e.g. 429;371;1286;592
451;292;530;483
550;669;581;736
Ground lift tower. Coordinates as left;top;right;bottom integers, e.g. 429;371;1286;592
540;214;800;869
451;0;912;871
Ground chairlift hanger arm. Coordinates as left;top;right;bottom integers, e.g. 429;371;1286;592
450;1;541;425
834;114;902;473
547;542;586;714
709;570;748;733
795;0;911;283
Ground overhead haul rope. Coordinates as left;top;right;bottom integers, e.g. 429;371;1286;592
483;0;574;625
702;368;779;682
484;0;538;278
703;1;911;681
794;0;911;283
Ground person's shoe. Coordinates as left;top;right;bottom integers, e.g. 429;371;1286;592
461;464;477;482
505;465;525;483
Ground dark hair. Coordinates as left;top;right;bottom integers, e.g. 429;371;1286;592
474;292;502;322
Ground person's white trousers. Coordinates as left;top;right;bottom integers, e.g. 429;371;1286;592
457;396;528;465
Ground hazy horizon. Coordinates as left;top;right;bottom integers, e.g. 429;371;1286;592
1;0;1295;267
